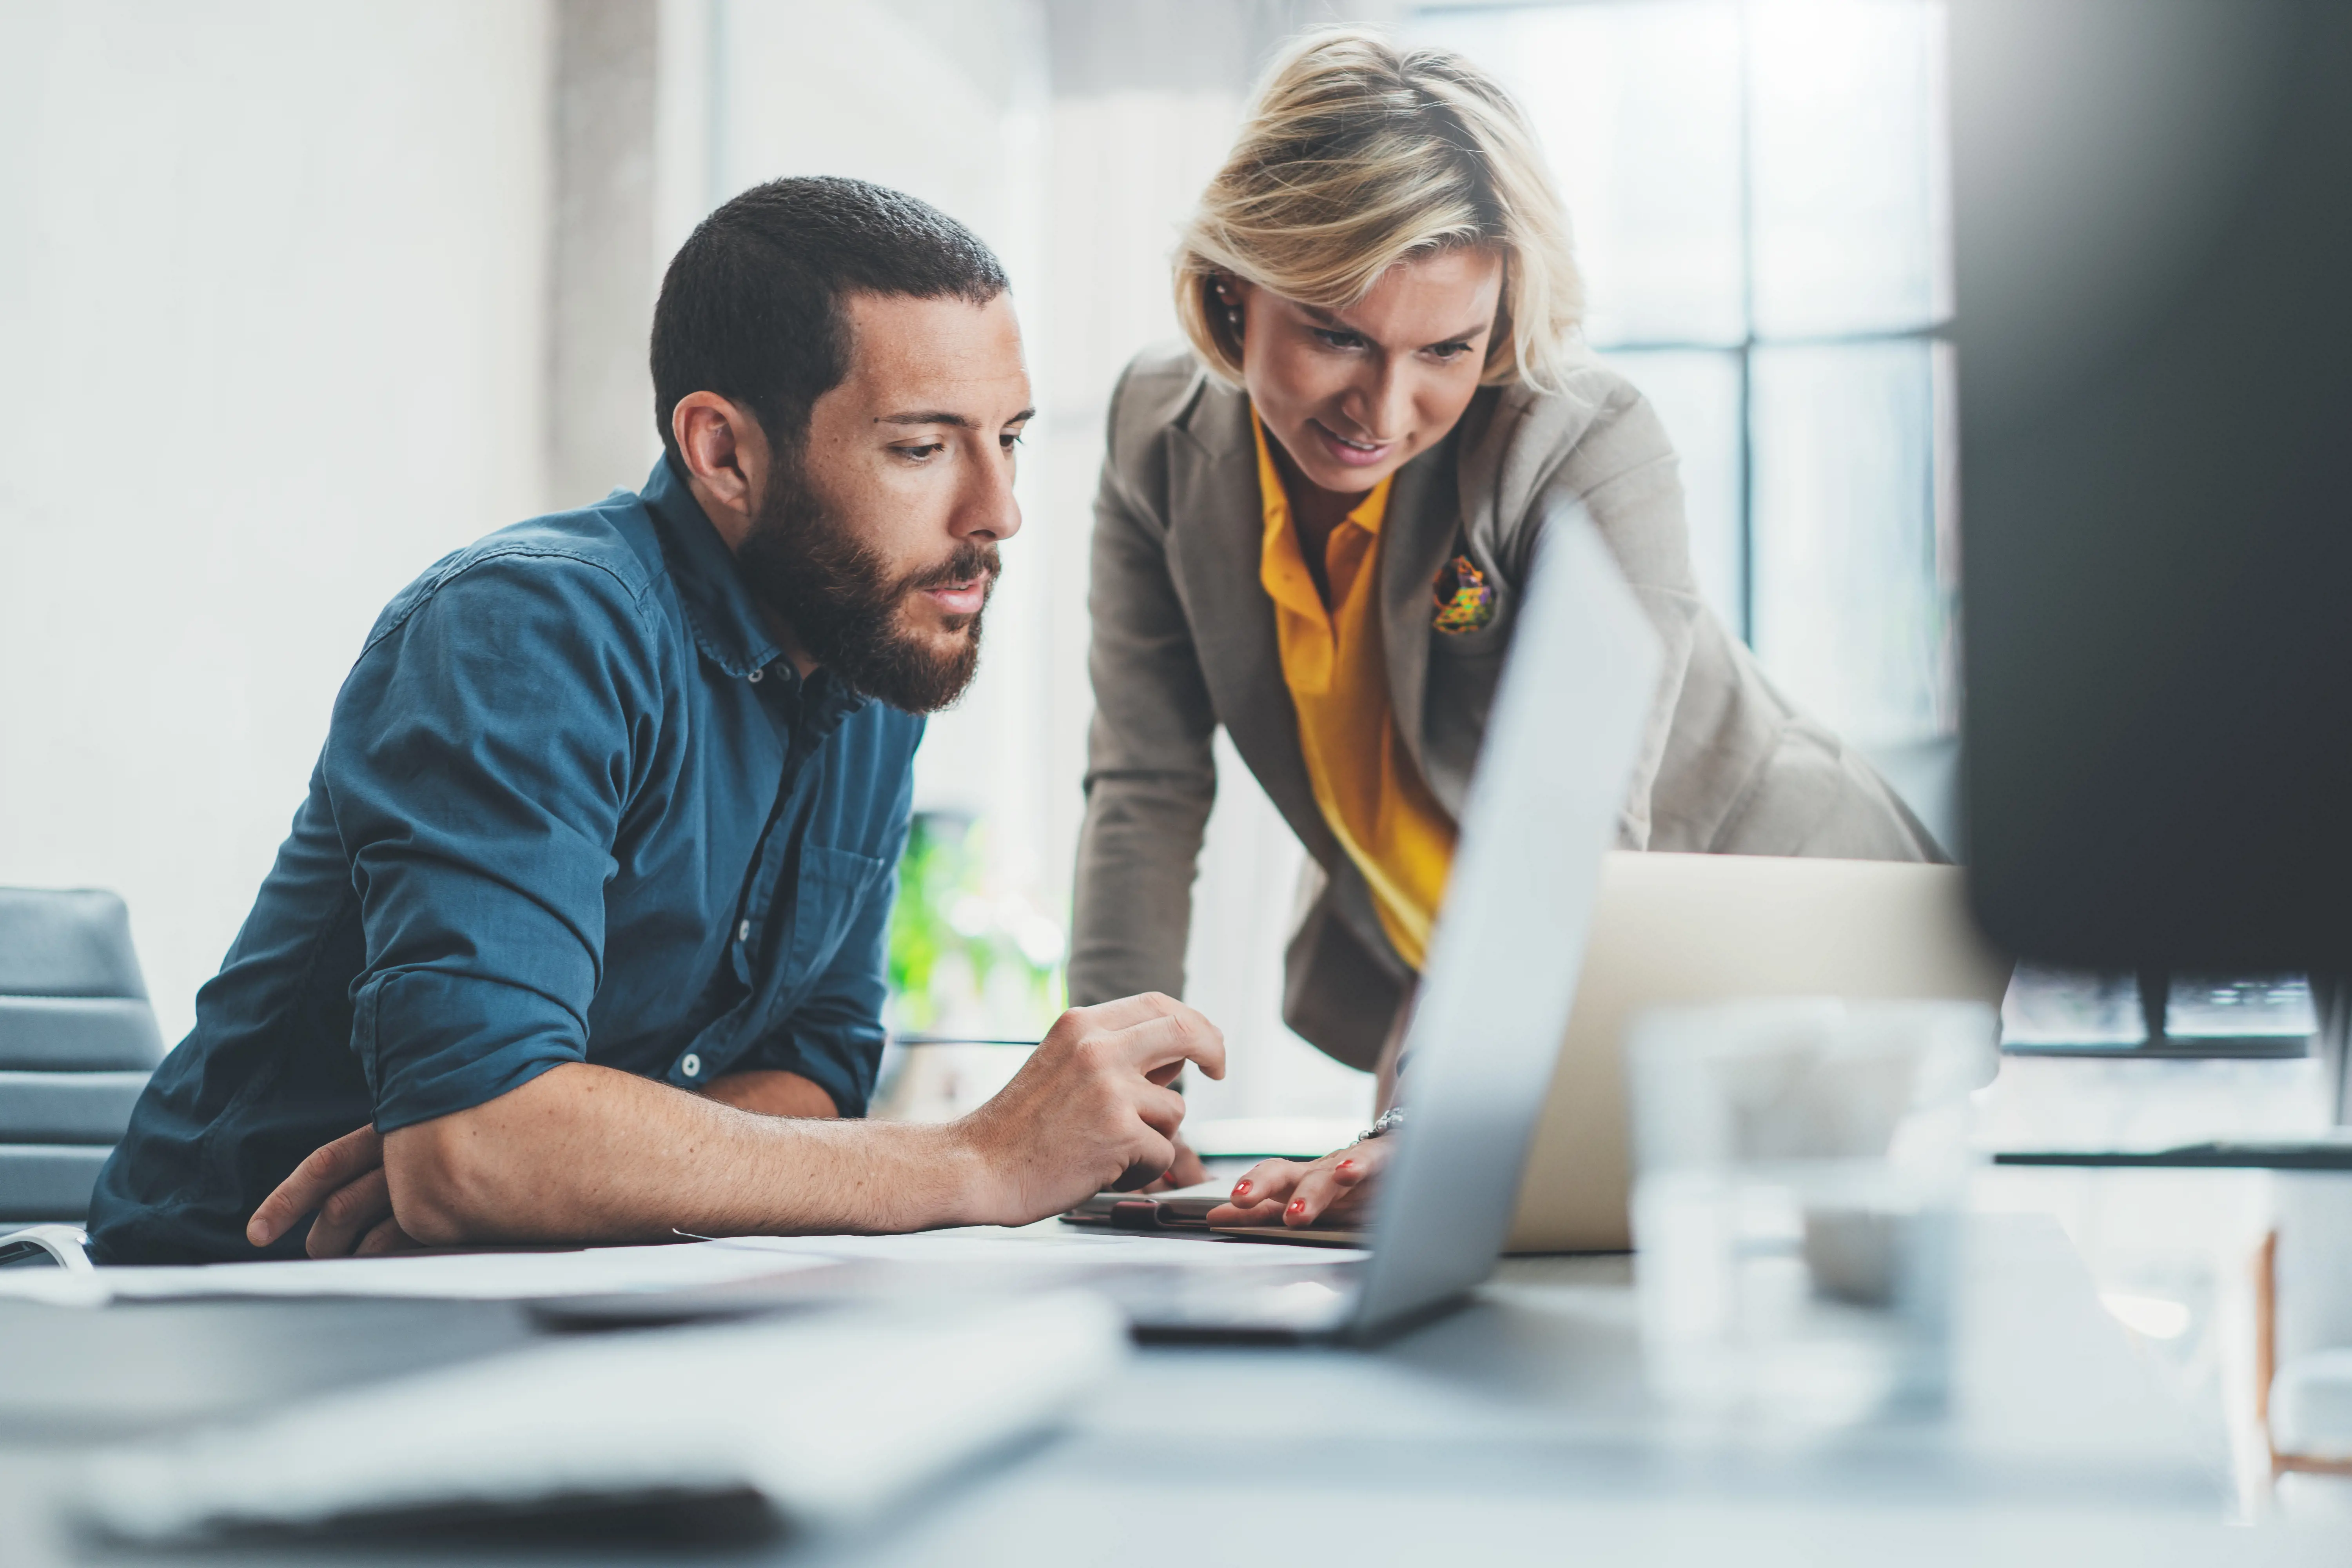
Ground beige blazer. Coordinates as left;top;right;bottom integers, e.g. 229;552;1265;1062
1067;343;1938;1069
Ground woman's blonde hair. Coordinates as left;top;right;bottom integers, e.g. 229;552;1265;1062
1175;27;1583;392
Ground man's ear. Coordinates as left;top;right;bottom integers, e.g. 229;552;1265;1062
671;392;769;550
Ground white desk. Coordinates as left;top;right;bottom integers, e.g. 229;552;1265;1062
0;1214;2337;1566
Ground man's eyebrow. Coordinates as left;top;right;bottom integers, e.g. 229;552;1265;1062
874;407;1038;429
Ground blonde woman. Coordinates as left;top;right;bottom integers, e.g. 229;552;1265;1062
1069;29;1935;1225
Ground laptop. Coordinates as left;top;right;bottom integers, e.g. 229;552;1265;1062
1099;853;2011;1265
1504;850;2009;1250
1096;509;1663;1340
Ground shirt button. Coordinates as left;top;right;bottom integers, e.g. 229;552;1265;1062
681;1053;702;1078
747;667;764;683
737;920;751;942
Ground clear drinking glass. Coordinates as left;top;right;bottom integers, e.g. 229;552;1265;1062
1628;998;1997;1421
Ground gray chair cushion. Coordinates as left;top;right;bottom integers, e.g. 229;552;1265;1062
0;887;149;998
0;997;165;1070
0;891;163;1221
0;1071;151;1142
0;1144;113;1223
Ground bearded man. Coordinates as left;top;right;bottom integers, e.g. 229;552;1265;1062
87;177;1221;1264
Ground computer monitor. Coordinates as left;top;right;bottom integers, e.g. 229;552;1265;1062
1953;0;2352;974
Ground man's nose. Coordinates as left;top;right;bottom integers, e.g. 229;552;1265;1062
953;443;1023;544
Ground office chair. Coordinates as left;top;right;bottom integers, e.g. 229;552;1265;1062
0;887;166;1229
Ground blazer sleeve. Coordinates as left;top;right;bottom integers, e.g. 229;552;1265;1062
1065;368;1220;1007
1523;384;1704;850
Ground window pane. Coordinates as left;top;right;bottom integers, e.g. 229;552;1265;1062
1749;0;1949;337
1602;348;1745;633
1750;339;1955;746
1412;2;1746;347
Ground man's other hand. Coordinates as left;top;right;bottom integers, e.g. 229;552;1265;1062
955;993;1225;1224
1140;1137;1210;1192
247;1123;421;1258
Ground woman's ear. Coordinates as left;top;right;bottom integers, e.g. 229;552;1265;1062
1213;275;1250;360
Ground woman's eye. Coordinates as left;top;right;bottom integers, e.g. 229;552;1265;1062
1312;328;1367;350
1426;341;1473;362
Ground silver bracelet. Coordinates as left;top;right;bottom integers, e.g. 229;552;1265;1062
1352;1106;1406;1145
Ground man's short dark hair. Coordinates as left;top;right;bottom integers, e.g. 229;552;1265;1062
650;176;1009;461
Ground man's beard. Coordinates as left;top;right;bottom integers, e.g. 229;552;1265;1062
734;457;997;714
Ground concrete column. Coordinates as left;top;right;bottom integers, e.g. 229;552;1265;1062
548;0;660;509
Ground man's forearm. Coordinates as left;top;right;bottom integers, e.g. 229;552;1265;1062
382;1062;980;1247
703;1068;839;1119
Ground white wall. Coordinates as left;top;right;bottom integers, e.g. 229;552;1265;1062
0;1;554;1043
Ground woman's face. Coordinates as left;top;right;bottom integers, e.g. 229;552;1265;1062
1230;245;1505;497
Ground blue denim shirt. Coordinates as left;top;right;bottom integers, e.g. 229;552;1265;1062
88;457;922;1263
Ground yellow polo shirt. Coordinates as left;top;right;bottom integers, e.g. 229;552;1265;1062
1253;412;1458;971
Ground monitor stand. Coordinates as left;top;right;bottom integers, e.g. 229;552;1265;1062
2314;977;2352;1125
2004;970;2311;1062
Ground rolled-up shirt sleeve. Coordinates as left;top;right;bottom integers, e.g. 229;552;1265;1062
326;550;661;1133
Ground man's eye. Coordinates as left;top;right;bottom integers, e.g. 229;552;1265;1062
897;443;946;461
1312;328;1367;350
1000;430;1026;450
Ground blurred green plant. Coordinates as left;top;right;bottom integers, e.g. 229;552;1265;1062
887;811;1064;1034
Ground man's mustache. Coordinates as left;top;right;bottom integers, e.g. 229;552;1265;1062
897;544;1002;599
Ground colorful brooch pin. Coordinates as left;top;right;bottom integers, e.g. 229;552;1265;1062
1431;554;1497;635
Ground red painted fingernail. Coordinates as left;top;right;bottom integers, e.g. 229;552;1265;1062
1288;1200;1305;1215
1339;1160;1355;1170
1233;1180;1250;1196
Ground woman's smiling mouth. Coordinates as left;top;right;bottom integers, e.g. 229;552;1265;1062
1309;418;1395;468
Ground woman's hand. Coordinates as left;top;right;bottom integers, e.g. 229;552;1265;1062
1204;1135;1395;1229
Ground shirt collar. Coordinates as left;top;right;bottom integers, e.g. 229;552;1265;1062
1250;408;1394;624
639;456;874;725
639;453;792;680
1250;408;1392;534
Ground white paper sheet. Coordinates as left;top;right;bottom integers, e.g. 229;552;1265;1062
0;1238;836;1306
706;1226;1368;1266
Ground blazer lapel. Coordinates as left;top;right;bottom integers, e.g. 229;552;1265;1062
1163;381;1338;866
1379;420;1468;791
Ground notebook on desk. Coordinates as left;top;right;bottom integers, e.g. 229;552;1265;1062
1060;1191;1366;1247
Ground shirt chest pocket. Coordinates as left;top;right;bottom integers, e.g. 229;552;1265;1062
776;842;889;989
